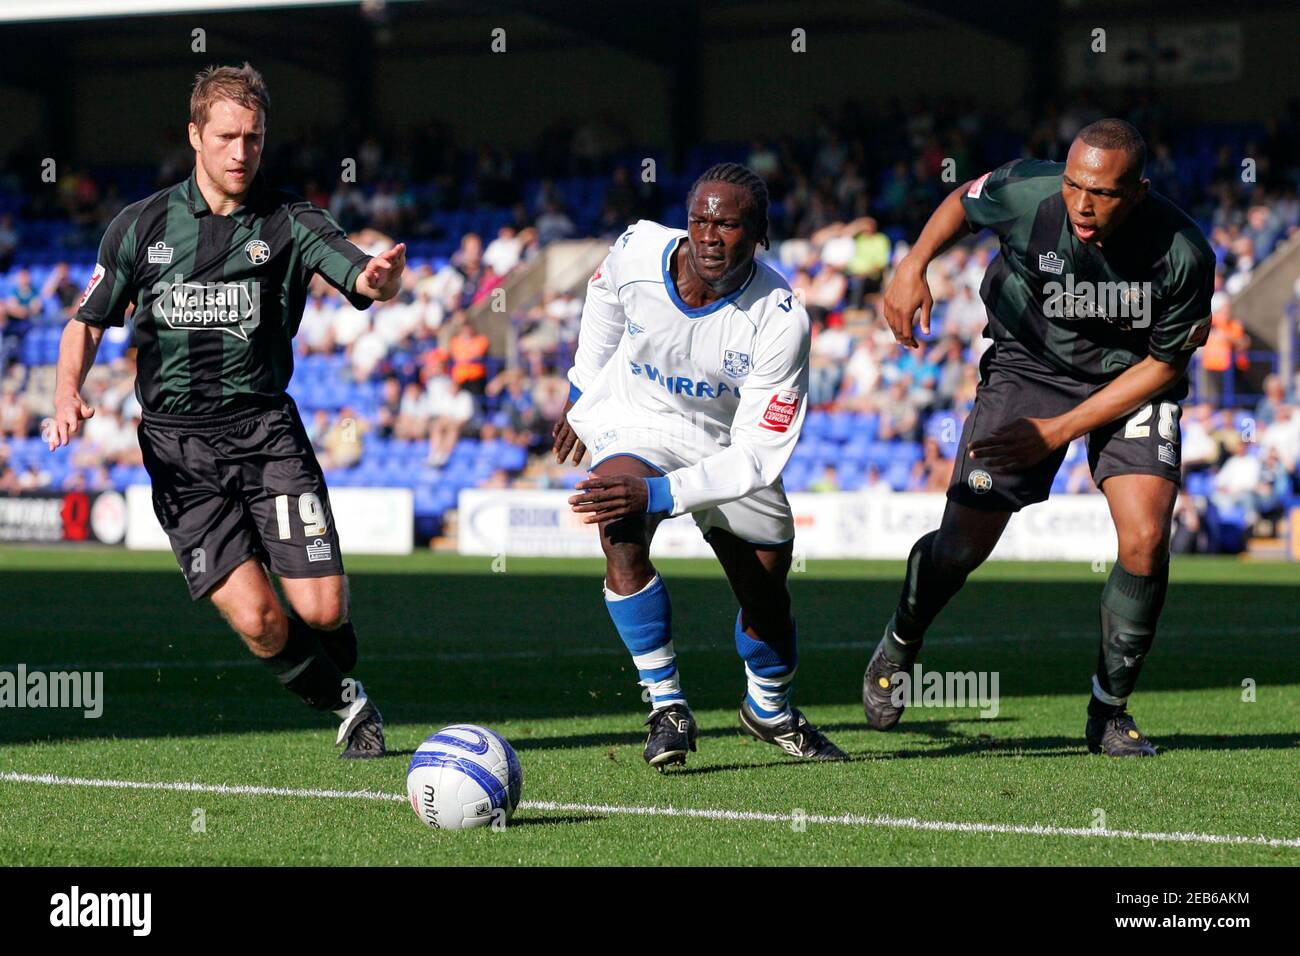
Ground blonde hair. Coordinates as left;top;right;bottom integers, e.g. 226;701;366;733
190;62;270;130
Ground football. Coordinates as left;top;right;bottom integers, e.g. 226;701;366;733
406;724;524;831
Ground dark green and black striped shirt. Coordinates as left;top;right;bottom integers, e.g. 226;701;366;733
961;159;1215;383
75;171;372;415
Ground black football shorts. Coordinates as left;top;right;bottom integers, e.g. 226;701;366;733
138;397;345;599
949;339;1185;512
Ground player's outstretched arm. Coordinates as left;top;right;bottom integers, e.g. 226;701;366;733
49;319;104;450
885;181;976;349
353;243;406;301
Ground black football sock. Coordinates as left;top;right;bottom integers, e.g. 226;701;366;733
260;619;348;711
286;612;358;674
319;620;358;674
882;531;971;665
1090;558;1169;719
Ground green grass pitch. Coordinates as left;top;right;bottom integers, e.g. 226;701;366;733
1;546;1297;866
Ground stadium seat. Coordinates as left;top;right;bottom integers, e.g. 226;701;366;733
1185;471;1212;497
885;461;912;491
803;410;830;439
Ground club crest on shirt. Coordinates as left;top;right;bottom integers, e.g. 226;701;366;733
722;350;751;379
244;239;271;265
627;320;645;337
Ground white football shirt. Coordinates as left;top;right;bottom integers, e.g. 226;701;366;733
566;219;810;518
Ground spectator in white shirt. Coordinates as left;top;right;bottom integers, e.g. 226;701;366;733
483;226;523;276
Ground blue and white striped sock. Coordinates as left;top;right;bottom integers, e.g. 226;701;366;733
735;611;797;726
604;575;684;711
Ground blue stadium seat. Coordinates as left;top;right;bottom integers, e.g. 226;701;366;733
803;410;830;438
782;464;810;493
826;412;857;443
495;443;527;472
791;440;819;464
890;442;923;464
851;412;880;442
1184;470;1212;497
840;440;871;467
865;441;895;467
885;461;913;491
838;465;866;492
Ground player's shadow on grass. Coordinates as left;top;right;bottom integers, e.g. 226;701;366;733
4;569;1299;746
509;725;767;753
866;730;1300;759
1147;732;1300;753
509;814;604;828
673;757;863;776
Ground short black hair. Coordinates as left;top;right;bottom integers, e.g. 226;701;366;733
1077;118;1147;182
687;162;770;249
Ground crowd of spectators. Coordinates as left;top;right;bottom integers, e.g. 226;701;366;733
2;94;1299;547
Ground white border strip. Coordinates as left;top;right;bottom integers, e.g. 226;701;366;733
4;772;1297;849
0;1;407;24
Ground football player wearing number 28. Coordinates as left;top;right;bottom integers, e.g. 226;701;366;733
867;119;1216;757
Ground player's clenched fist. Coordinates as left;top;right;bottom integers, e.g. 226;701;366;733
48;393;95;450
882;254;933;349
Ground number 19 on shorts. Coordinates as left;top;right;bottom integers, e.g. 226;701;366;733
275;492;327;539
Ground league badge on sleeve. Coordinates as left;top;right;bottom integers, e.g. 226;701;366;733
78;264;106;308
760;389;800;432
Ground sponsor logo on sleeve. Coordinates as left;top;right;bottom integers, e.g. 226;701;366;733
78;264;106;308
760;389;800;432
967;172;991;199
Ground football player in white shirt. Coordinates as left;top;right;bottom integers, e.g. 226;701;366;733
554;164;846;769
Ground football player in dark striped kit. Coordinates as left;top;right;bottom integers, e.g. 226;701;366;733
50;63;404;757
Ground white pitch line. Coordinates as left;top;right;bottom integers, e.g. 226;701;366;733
7;623;1298;673
0;771;404;803
3;772;1297;849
